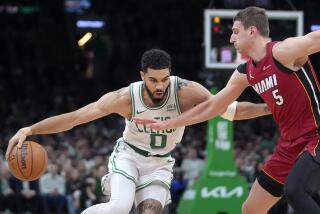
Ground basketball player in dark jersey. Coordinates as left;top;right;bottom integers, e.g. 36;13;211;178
134;7;320;214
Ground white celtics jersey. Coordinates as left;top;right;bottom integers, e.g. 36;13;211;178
123;76;185;155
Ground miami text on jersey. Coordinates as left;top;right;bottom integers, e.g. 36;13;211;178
252;74;278;95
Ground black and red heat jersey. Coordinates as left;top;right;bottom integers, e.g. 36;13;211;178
237;42;320;141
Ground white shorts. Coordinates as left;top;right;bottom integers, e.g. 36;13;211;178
102;138;175;206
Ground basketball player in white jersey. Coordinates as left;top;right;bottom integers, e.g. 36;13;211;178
6;49;271;214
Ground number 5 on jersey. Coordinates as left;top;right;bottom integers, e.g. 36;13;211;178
272;89;284;105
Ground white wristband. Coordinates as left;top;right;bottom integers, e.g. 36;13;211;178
220;101;238;121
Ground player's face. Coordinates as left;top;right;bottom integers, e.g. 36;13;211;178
230;21;253;55
140;68;170;103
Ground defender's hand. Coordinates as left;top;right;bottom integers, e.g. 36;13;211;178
133;118;169;130
133;118;157;125
148;121;169;130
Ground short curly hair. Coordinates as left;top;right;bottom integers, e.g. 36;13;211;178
141;49;171;73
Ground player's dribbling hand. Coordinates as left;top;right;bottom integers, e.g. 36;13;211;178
6;127;31;160
133;118;169;130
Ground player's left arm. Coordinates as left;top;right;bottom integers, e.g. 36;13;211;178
273;30;320;69
230;102;271;120
177;78;271;121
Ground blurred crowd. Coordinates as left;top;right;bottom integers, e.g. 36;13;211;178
0;108;281;214
0;56;319;213
1;0;320;213
0;29;318;214
0;66;286;214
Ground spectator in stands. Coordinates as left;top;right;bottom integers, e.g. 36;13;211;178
79;177;99;212
0;161;17;213
170;170;188;213
66;168;83;214
180;147;205;186
40;163;67;214
9;176;41;213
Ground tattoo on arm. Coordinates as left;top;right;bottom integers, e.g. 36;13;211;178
138;199;162;214
264;106;271;114
177;78;191;90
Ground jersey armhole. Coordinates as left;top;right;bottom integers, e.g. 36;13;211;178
129;83;135;121
174;76;182;114
272;56;296;74
237;63;247;74
270;42;296;74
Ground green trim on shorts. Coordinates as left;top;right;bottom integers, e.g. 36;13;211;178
162;180;171;188
111;158;136;183
110;140;136;183
136;181;153;191
112;171;136;184
136;180;170;191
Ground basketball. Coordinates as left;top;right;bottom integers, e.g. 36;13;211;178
7;141;48;181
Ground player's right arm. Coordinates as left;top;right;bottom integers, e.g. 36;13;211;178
26;87;130;135
6;87;131;160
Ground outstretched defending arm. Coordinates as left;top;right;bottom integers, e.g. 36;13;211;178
6;87;131;159
134;71;250;130
232;102;271;120
168;77;270;121
164;71;248;128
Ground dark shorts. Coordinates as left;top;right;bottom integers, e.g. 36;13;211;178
258;134;320;197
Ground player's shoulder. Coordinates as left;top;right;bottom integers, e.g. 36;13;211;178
111;86;131;105
96;86;131;116
175;76;211;111
114;86;132;112
176;76;192;89
175;76;203;94
236;62;248;74
116;86;130;96
176;76;210;98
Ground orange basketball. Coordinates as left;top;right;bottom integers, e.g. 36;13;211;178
7;141;48;181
